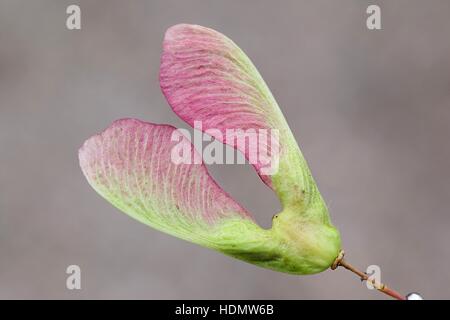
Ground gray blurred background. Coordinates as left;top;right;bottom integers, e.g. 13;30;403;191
1;0;449;299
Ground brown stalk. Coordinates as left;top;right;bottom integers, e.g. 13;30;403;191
331;250;406;300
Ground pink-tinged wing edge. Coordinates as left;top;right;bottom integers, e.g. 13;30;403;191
160;24;285;190
79;118;255;241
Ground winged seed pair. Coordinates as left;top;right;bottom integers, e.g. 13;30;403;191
79;24;418;300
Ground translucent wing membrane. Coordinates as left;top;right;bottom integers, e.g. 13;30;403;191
79;119;271;252
160;24;324;213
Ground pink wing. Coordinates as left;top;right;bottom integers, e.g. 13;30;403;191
160;24;317;209
79;119;257;246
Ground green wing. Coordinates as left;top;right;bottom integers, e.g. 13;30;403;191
80;24;342;275
79;119;283;268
